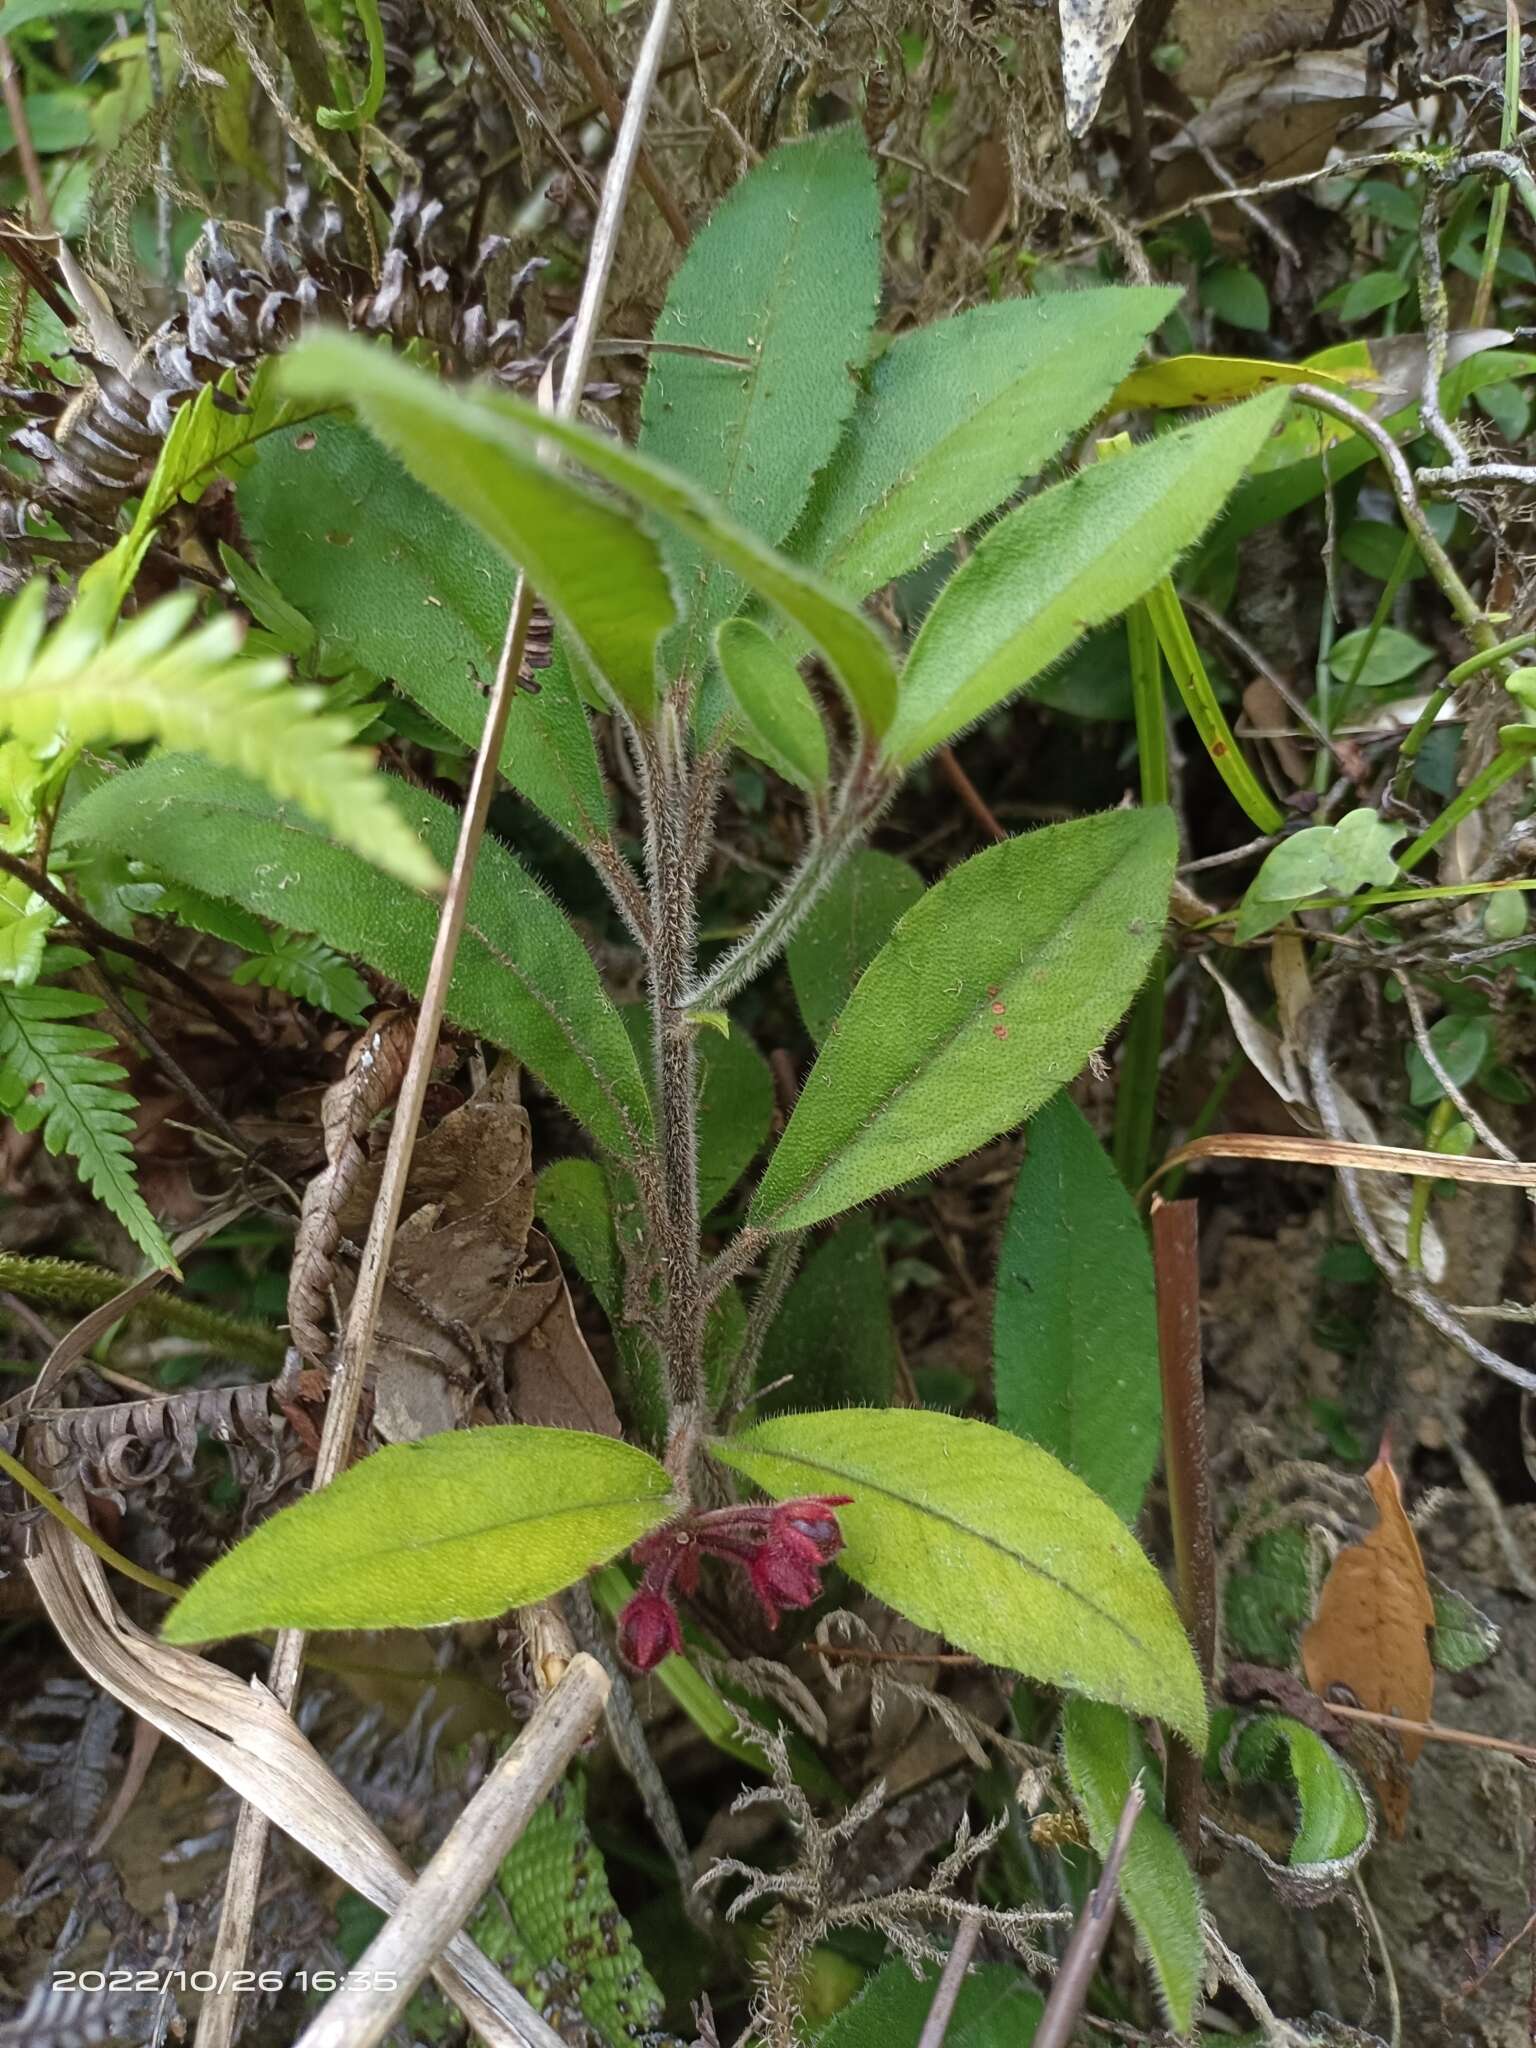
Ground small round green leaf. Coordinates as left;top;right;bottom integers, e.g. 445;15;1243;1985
712;1407;1208;1745
715;618;830;791
162;1426;676;1643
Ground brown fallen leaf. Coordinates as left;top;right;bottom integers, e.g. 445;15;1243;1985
1301;1443;1435;1835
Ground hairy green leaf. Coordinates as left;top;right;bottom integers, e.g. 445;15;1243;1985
1062;1699;1204;2030
162;1426;677;1642
758;1219;898;1411
883;391;1287;764
277;339;675;725
0;582;440;891
1232;1714;1371;1873
1430;1580;1499;1671
65;758;654;1162
715;618;829;791
818;1958;1042;2048
791;287;1179;598
1225;1527;1312;1664
995;1092;1160;1525
714;1408;1207;1743
285;335;900;736
0;973;172;1266
239;417;613;846
639;125;880;678
787;849;926;1046
752;809;1176;1231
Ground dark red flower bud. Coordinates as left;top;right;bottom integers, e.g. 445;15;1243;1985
617;1586;683;1671
746;1538;824;1626
773;1495;851;1563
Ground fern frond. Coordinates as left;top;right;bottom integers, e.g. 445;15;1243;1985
0;979;173;1266
231;932;370;1022
0;581;443;892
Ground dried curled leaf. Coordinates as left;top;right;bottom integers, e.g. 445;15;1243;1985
287;1011;415;1369
1300;1447;1434;1835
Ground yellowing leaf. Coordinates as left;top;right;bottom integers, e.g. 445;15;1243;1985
713;1407;1208;1745
1111;353;1355;411
162;1426;676;1643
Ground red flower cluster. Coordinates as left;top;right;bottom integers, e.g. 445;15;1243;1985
615;1496;852;1672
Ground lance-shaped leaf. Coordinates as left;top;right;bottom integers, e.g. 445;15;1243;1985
277;338;675;726
882;389;1287;765
791;287;1179;599
715;618;829;792
819;1958;1043;2048
713;1408;1207;1744
282;334;900;738
65;757;654;1163
640;125;880;674
995;1092;1160;1525
757;1218;899;1410
1062;1699;1204;2030
162;1426;676;1642
751;808;1176;1231
239;417;613;848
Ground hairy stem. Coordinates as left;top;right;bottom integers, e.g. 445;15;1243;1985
683;748;895;1013
641;701;705;1439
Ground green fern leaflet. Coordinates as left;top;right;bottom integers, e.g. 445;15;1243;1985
0;970;172;1266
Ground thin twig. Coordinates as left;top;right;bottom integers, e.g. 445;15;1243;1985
541;0;691;247
1033;1780;1145;2048
0;848;259;1053
936;747;1006;844
294;1656;610;2048
914;1914;982;2048
196;8;678;2037
0;35;49;228
1152;1199;1214;1858
1395;973;1520;1165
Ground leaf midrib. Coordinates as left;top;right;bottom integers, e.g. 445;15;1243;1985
726;1440;1151;1655
318;1487;674;1566
759;841;1146;1225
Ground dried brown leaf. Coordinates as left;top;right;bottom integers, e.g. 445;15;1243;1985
1301;1448;1435;1834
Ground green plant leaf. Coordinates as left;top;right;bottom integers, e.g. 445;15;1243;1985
1406;1012;1490;1108
787;849;926;1046
1327;624;1434;692
1224;1527;1311;1663
64;758;654;1163
229;933;370;1024
1430;1580;1499;1671
162;1425;676;1642
0;977;173;1267
790;287;1179;600
282;334;899;739
715;619;829;791
1201;263;1271;333
238;417;614;847
1231;1714;1371;1872
1236;808;1406;939
713;1408;1207;1744
882;390;1287;764
994;1092;1160;1525
276;341;675;726
0;582;440;892
757;1218;898;1410
89;362;327;608
818;1958;1042;2048
639;125;880;678
1062;1699;1204;2030
752;809;1176;1231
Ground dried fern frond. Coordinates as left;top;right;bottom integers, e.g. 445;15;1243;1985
0;580;441;890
